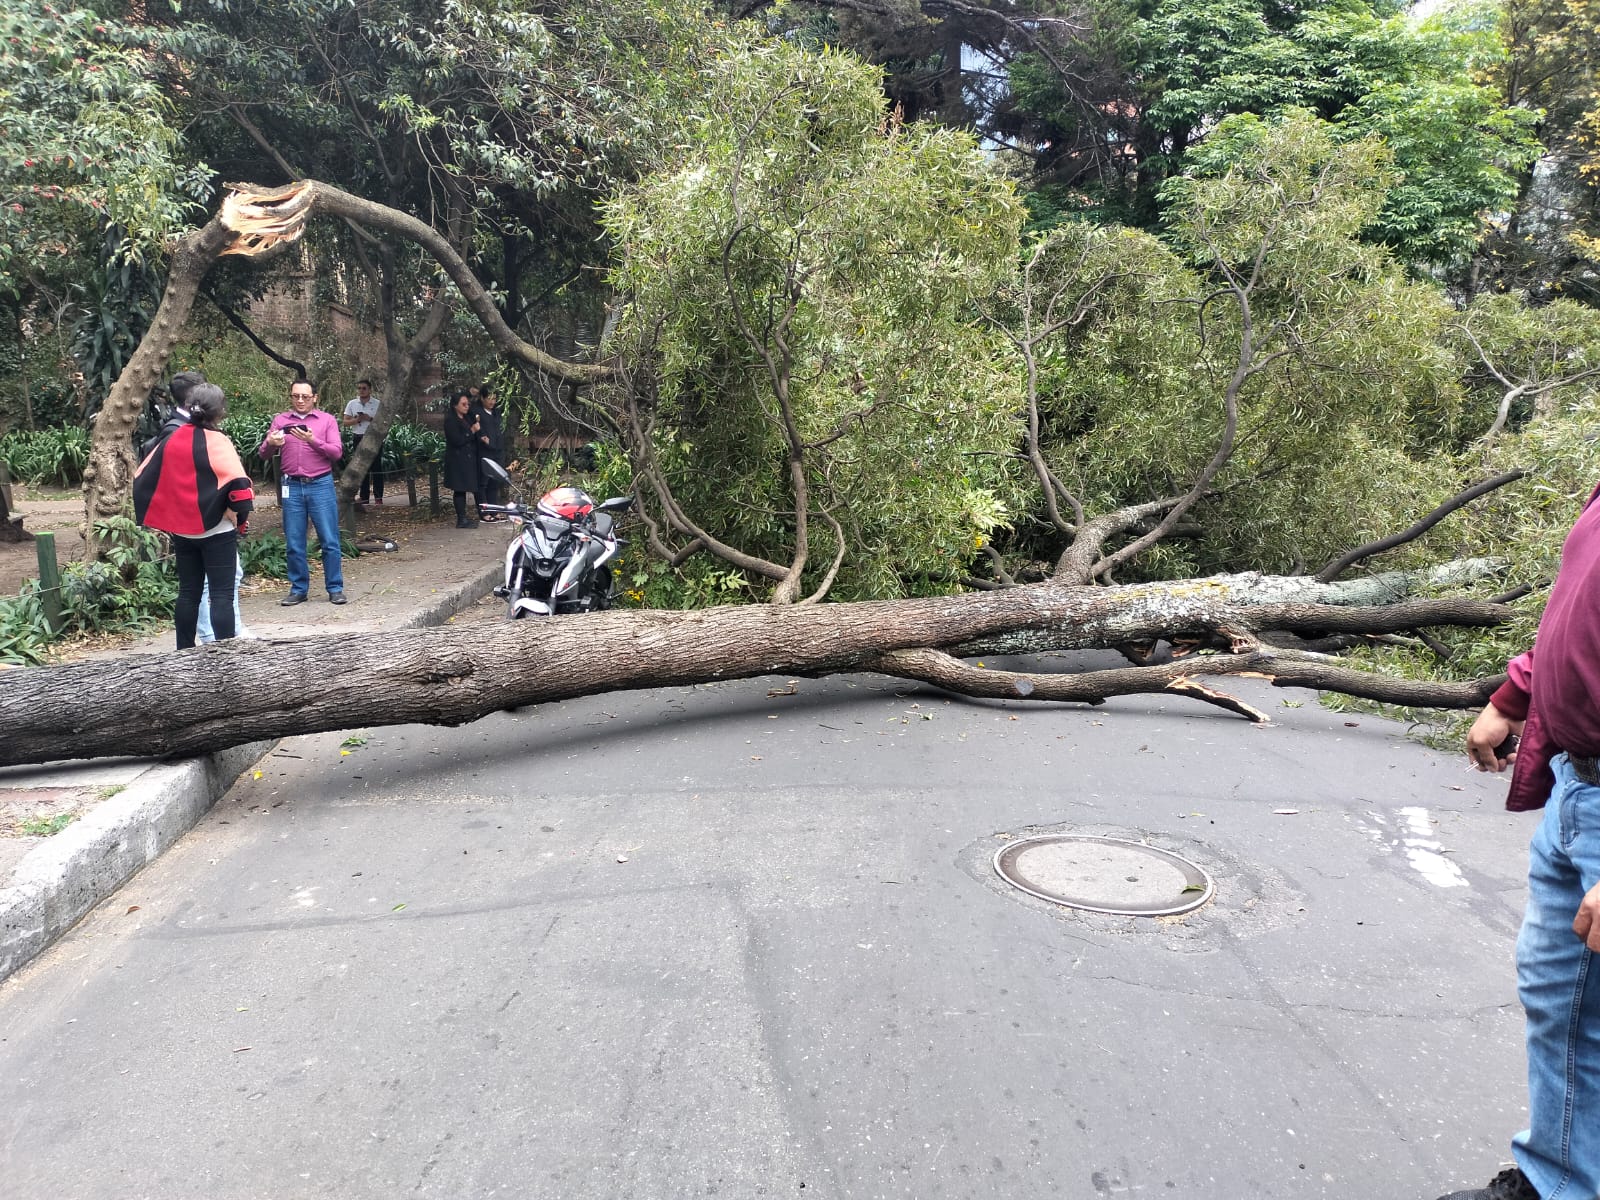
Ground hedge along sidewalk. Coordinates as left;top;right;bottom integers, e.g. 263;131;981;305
0;516;507;986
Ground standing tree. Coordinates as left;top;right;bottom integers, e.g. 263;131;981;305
1;1;207;539
1465;0;1600;301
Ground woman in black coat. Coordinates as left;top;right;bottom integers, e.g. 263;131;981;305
473;384;507;517
442;390;480;529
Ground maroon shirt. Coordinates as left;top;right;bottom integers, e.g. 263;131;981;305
1491;483;1600;809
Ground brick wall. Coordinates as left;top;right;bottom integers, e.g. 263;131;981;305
243;271;444;410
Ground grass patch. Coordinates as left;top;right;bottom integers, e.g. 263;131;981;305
21;812;77;837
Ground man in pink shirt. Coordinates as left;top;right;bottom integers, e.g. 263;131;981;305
258;379;346;605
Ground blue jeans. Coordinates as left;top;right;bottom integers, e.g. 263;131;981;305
281;473;343;596
1514;752;1600;1199
196;552;244;643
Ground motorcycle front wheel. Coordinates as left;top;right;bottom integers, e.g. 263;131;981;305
590;567;614;612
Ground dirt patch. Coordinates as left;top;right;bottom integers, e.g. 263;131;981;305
0;484;86;597
0;486;451;599
0;785;104;838
347;500;445;543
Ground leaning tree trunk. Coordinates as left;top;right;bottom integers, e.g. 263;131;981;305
80;216;235;555
0;573;1512;767
82;181;610;556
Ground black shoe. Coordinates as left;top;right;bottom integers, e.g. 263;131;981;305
1436;1167;1540;1200
456;518;478;529
328;591;348;605
280;592;308;606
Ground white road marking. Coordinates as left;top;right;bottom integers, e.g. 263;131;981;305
1397;807;1467;888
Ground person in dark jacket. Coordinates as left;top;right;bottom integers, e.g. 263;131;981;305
138;369;249;640
442;390;480;529
140;370;207;458
473;384;506;518
133;383;254;649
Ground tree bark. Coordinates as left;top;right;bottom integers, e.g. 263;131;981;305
80;215;235;556
0;573;1513;767
0;463;27;542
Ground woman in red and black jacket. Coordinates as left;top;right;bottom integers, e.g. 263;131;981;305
133;383;255;648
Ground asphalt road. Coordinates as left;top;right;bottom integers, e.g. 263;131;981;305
0;654;1533;1200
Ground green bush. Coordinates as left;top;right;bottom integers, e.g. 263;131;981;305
0;588;51;665
0;516;175;664
238;530;289;579
168;333;301;418
0;426;90;486
220;413;275;479
380;422;445;475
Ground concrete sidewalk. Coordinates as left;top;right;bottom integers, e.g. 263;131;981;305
0;497;510;984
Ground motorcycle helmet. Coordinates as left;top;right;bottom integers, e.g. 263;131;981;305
537;486;596;522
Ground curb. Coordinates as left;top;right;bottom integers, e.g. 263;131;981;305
0;561;503;987
398;560;505;629
0;741;270;983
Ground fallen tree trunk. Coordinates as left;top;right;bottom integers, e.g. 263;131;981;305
0;575;1512;766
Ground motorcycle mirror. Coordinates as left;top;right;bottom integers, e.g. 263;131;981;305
480;459;513;485
597;496;634;513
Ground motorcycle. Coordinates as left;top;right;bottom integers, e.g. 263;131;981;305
478;459;633;619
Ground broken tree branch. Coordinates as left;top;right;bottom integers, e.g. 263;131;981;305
1315;470;1526;583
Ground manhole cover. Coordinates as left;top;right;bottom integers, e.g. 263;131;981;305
993;835;1214;916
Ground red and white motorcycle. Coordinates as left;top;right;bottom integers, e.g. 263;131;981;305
479;460;633;619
